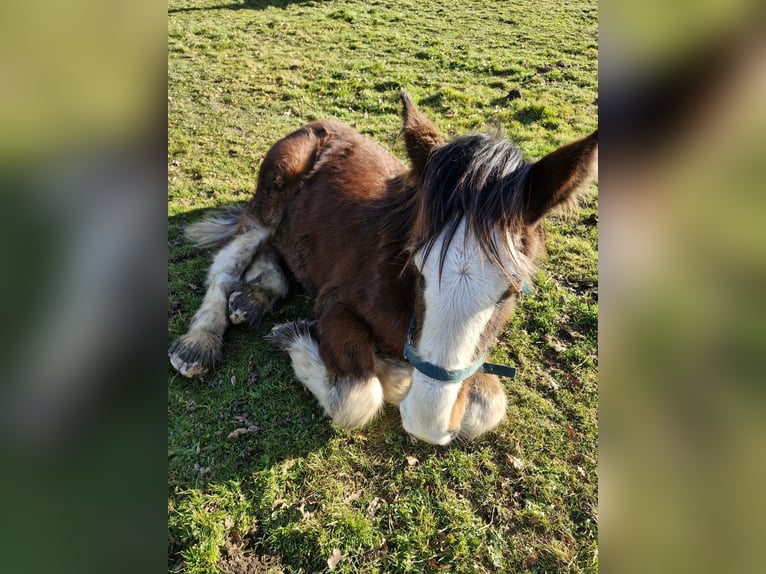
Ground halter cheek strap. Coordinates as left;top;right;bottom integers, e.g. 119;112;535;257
403;279;531;382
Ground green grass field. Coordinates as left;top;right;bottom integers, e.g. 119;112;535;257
168;0;598;572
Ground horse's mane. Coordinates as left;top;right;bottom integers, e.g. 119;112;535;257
414;133;535;287
370;132;536;290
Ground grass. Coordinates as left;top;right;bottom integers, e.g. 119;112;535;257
168;0;598;572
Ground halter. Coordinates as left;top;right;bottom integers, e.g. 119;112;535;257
403;282;531;382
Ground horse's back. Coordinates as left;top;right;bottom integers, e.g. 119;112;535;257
248;119;407;293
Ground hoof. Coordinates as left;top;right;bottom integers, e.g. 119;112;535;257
168;331;222;378
227;283;272;327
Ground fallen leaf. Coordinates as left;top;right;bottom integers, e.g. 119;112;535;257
505;454;525;470
296;502;314;520
343;490;362;503
366;497;383;513
406;455;419;467
229;528;241;543
227;425;259;439
327;548;343;570
565;424;579;442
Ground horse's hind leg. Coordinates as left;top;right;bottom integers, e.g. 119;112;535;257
269;315;384;429
458;373;508;440
169;219;270;378
228;249;288;327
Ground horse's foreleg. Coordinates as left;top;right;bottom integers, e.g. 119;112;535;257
227;249;288;327
270;308;384;430
458;373;508;440
169;222;270;378
374;357;413;406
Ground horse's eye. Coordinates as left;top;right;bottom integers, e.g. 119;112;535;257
498;287;514;302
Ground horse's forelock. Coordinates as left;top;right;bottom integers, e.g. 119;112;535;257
411;133;535;288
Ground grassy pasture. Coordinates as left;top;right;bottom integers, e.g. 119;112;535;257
168;0;597;572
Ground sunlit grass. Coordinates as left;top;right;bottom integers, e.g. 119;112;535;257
168;0;597;572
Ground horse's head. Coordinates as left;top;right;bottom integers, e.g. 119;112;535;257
397;92;598;444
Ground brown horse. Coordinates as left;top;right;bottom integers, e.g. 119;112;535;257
169;92;597;445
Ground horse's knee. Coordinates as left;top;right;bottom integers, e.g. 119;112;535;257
329;377;385;429
459;373;508;440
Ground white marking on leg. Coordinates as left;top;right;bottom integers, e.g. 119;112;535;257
375;357;413;405
170;224;270;377
282;330;332;412
280;328;384;429
188;224;270;333
331;377;384;429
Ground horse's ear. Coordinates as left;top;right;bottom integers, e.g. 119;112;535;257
524;130;598;224
400;91;444;177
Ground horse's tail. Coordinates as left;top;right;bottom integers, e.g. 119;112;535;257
184;206;244;249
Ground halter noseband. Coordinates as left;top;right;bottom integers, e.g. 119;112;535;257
402;282;531;382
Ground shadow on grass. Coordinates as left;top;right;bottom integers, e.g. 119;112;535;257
168;0;315;15
169;207;333;485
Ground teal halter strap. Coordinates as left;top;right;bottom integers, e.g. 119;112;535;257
403;321;519;382
402;281;529;382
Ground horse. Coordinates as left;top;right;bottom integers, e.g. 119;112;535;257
169;91;598;445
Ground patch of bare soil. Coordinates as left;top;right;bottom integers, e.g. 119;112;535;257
218;540;285;574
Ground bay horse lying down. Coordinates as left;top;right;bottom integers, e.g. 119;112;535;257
170;92;597;445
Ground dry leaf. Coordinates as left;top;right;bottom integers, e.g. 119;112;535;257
523;554;538;568
405;455;419;467
227;425;259;439
296;502;314;520
229;528;241;543
343;490;362;503
506;454;525;470
327;548;343;570
366;497;383;513
565;424;579;442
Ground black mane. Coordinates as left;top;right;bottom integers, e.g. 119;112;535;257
413;133;532;284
